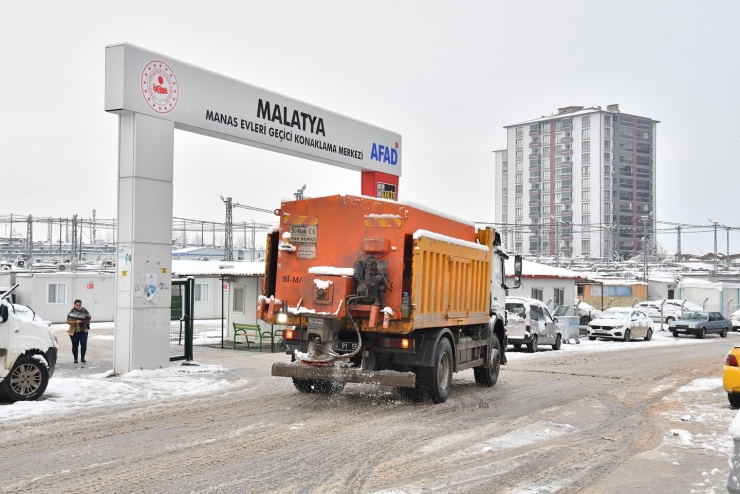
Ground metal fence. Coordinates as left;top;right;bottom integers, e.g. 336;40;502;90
170;277;194;361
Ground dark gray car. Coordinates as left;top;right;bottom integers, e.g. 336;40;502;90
668;310;730;339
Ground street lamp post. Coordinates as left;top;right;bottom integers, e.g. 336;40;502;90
710;219;719;274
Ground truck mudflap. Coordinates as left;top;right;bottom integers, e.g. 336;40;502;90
272;362;416;388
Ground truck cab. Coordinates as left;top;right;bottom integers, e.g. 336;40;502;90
0;284;58;402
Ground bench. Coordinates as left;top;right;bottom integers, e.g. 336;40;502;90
233;323;282;352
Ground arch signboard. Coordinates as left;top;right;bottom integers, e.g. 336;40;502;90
105;43;401;372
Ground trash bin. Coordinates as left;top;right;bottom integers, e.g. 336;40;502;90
556;316;580;344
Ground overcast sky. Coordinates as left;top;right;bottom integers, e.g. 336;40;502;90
1;0;738;255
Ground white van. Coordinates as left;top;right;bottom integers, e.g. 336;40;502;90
0;284;58;402
505;296;562;352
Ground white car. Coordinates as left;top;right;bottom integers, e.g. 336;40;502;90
636;301;683;324
506;297;562;352
587;307;654;342
730;309;740;331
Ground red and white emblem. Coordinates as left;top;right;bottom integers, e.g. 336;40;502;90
141;60;179;114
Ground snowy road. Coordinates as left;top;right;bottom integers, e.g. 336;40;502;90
0;325;737;493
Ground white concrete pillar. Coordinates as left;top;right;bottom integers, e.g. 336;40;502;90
114;112;174;374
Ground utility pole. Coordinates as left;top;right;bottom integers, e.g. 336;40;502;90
92;209;96;245
676;225;682;262
222;196;233;261
710;220;719;273
727;227;731;269
251;220;256;261
26;215;33;259
71;215;78;260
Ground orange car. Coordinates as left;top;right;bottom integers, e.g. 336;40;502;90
723;346;740;407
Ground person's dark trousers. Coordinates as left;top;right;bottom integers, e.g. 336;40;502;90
70;332;88;361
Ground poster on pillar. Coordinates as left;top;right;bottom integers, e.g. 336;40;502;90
105;43;402;177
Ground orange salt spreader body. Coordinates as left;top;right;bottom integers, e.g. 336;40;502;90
259;194;522;403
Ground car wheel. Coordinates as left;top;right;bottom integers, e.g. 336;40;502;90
513;343;521;350
672;331;679;338
552;334;562;350
721;328;728;338
696;327;706;339
729;393;740;409
666;317;675;324
623;329;631;342
526;335;538;353
588;336;597;341
645;328;653;341
419;338;453;403
0;355;50;402
474;335;501;387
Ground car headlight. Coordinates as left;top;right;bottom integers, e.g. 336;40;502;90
687;324;697;329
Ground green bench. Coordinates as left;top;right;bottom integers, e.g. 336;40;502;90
233;323;283;352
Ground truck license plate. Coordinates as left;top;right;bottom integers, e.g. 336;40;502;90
336;342;358;351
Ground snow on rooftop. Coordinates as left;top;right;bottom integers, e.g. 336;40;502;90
678;278;740;290
504;259;584;279
505;107;659;128
171;260;264;277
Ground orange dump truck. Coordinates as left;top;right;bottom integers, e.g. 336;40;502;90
259;194;521;403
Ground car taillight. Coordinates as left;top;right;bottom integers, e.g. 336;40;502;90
526;325;531;332
725;354;739;367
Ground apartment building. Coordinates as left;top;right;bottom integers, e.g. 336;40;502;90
494;104;658;259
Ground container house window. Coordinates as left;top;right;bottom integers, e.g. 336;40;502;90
47;283;67;304
233;286;245;313
195;283;210;302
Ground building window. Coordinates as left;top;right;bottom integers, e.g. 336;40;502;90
515;207;522;218
582;215;590;225
555;133;563;144
604;214;611;224
542;193;550;203
555;192;562;202
582;239;591;251
543;182;550;192
582;153;590;164
582;165;589;176
604;115;611;126
543;205;550;215
515;242;522;252
555;181;562;191
604;202;611;213
541;123;550;133
555;145;563;154
604;177;611;188
502;214;507;223
515;138;522;149
542;134;550;145
555;157;562;166
582;203;590;213
542;147;550;157
604;140;611;150
543;170;550;181
516;161;523;172
604;127;611;138
582;190;590;201
515;196;523;206
582;116;590;127
515;173;523;183
516;127;523;137
604;152;611;163
555;204;562;215
604;165;611;175
233;286;245;313
582;178;590;189
516;150;523;159
554;288;565;308
195;283;210;302
582;128;590;139
503;151;508;159
582;141;591;152
555;168;562;178
531;288;543;301
502;178;508;187
47;283;67;304
516;185;523;193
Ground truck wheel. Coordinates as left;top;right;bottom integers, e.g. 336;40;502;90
1;355;49;402
552;334;562;350
292;378;315;393
420;338;453;404
526;335;538;353
474;336;501;387
314;380;345;395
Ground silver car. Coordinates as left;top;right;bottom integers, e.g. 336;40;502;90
506;297;562;352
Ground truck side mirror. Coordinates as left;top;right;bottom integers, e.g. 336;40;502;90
0;304;7;323
512;255;523;289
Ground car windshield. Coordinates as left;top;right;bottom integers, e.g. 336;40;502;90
601;309;632;320
682;311;708;321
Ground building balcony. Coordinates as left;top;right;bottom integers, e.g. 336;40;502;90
561;122;572;131
529;188;540;195
561;136;573;144
529;175;540;183
529;141;540;148
529;153;540;159
560;148;572;156
529;128;540;136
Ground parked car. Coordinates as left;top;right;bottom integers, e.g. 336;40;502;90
730;309;740;331
723;346;740;408
668;311;730;339
506;296;562;352
587;307;654;342
0;284;58;402
636;301;682;324
663;299;703;314
575;298;602;326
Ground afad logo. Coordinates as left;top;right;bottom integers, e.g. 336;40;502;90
141;61;179;114
369;142;399;165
